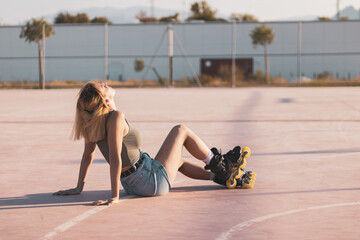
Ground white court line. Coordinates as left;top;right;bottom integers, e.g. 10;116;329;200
216;201;360;240
42;195;135;240
42;178;187;240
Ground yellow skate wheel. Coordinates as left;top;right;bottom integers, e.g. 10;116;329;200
243;182;254;189
247;171;256;178
226;179;237;189
250;172;257;180
242;147;251;158
235;170;242;179
242;177;255;189
249;178;256;184
239;159;247;169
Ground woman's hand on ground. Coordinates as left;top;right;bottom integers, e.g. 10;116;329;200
53;188;81;196
92;197;120;206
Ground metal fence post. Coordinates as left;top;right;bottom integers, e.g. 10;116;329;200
297;21;302;86
232;20;236;88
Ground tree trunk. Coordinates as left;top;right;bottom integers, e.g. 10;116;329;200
265;44;270;86
38;43;44;89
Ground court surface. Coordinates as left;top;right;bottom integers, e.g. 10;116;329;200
1;87;360;240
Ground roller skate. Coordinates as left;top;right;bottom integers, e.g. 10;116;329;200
205;146;241;184
226;147;256;189
206;146;256;189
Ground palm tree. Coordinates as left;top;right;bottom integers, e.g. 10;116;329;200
20;18;54;89
250;25;275;85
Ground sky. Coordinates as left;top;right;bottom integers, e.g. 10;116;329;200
1;0;360;25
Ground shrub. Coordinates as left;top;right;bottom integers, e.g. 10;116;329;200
198;74;223;85
316;71;334;79
217;64;245;84
246;70;266;83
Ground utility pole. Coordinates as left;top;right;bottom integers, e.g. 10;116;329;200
150;0;155;17
183;0;187;21
142;24;202;88
337;0;340;20
104;23;108;81
41;24;46;89
168;23;173;87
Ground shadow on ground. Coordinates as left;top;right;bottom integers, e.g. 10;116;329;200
0;190;131;210
254;148;360;156
170;185;360;197
171;185;225;193
3;186;359;210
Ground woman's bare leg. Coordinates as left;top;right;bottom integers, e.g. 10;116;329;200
178;158;210;180
155;124;212;184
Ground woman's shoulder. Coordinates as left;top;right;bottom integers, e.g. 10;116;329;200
107;110;125;121
106;110;126;127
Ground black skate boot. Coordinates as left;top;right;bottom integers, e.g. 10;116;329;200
205;146;242;186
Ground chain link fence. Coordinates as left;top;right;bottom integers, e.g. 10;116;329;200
0;20;360;87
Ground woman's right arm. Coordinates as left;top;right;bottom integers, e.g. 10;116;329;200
53;140;96;196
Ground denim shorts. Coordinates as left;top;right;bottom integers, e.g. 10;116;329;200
120;152;171;197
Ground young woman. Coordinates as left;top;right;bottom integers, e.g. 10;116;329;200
54;81;239;206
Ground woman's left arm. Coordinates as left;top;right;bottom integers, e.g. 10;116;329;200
93;111;126;206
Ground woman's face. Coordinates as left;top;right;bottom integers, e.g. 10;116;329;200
98;82;117;110
99;82;115;99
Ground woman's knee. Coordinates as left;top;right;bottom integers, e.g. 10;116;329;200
171;124;188;135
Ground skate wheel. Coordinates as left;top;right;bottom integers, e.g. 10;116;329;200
243;147;251;158
235;170;242;179
239;159;247;169
242;177;255;189
249;177;256;184
226;179;237;189
243;182;254;189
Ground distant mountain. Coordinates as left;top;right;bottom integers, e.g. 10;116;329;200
276;14;318;22
332;5;359;20
272;5;359;22
39;5;360;25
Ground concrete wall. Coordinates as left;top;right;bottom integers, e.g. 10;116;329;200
0;21;359;82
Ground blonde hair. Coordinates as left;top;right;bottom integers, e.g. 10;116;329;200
72;81;110;142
